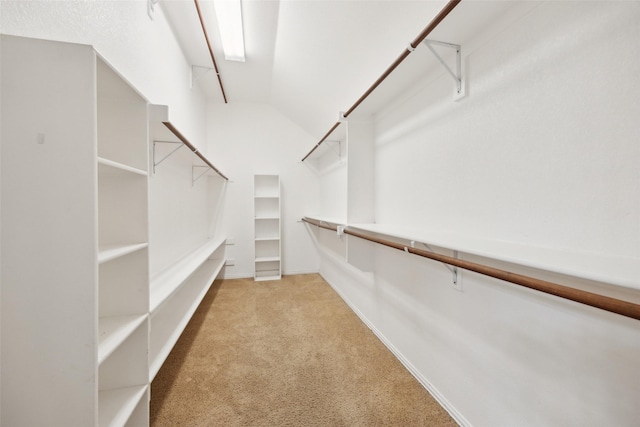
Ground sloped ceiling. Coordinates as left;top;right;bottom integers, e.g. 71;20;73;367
160;0;520;142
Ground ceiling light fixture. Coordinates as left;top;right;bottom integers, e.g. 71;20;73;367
213;0;245;62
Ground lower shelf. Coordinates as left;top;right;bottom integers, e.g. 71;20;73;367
254;261;281;281
150;237;226;312
149;257;225;380
254;273;282;282
99;384;148;427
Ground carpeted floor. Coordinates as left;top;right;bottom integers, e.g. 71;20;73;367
150;274;457;426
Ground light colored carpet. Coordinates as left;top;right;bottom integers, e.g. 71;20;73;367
150;274;457;426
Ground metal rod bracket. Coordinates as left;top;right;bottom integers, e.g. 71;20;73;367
422;39;465;101
192;165;211;186
323;140;342;158
147;0;159;19
191;65;215;88
419;241;462;290
153;140;184;174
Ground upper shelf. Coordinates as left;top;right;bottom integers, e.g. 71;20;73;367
304;216;640;291
351;223;640;290
149;104;228;181
300;1;538;162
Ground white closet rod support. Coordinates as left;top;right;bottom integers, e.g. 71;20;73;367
190;65;215;89
413;241;462;289
153;141;184;174
192;165;211;186
422;39;465;100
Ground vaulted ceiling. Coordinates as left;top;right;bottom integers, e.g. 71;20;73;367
160;0;521;140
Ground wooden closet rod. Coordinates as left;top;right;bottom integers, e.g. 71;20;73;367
194;0;228;103
163;122;229;180
301;217;640;321
301;0;462;162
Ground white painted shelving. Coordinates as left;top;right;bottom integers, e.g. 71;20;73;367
1;35;150;426
0;34;233;426
149;238;226;379
254;175;282;281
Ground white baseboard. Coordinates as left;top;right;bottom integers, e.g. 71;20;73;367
220;272;253;279
220;269;320;280
318;265;470;427
282;268;320;276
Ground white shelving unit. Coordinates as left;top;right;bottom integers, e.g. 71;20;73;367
254;175;282;281
96;49;150;427
149;238;226;379
1;35;149;426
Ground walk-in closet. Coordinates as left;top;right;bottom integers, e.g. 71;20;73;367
1;1;638;426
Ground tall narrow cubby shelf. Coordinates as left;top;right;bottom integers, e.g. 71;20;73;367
97;55;150;427
1;35;149;426
254;175;282;281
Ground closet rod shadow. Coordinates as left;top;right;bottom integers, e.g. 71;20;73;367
163;122;229;180
301;0;462;162
194;0;228;103
302;217;640;321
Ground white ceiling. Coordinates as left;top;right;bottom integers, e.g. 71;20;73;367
160;0;524;141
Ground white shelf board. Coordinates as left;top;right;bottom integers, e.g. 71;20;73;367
255;276;282;282
255;237;280;241
98;314;147;365
348;223;640;290
99;384;148;427
254;272;282;281
150;237;226;313
98;243;148;264
98;157;147;177
149;257;225;379
255;256;280;263
254;195;279;199
255;215;280;220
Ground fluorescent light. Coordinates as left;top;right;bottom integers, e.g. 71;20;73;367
213;0;245;62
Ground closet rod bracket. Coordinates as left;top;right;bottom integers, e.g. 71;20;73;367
192;165;211;186
153;140;184;174
324;140;342;159
422;39;465;101
414;240;463;290
190;65;215;88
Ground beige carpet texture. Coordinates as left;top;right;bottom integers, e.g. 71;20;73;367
150;274;457;426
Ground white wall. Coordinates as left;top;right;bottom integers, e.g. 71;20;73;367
314;2;640;426
207;102;320;278
375;1;639;257
148;144;226;277
0;0;207;147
